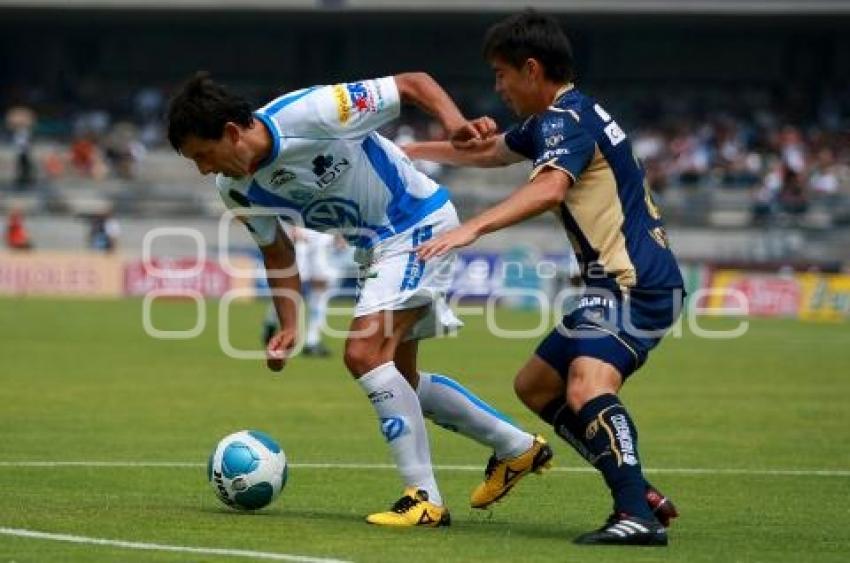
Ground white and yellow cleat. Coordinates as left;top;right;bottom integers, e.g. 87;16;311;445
366;488;451;528
470;434;554;509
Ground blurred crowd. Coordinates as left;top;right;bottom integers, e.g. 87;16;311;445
3;84;163;188
2;82;850;229
4;206;120;253
618;87;850;223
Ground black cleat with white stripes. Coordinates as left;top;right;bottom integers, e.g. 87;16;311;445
574;513;668;546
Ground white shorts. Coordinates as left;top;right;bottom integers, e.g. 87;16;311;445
353;202;463;341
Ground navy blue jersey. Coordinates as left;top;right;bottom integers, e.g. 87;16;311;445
505;85;683;292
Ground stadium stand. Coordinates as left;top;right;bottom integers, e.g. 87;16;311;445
1;4;849;263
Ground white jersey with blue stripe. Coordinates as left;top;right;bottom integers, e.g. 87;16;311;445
216;76;450;249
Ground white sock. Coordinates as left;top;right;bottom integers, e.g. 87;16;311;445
358;362;442;506
417;372;534;460
305;289;327;347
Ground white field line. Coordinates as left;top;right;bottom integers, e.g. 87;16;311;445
0;527;352;563
0;460;848;477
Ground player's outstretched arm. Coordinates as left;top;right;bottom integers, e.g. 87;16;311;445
260;225;302;372
417;168;571;260
394;72;493;148
403;133;524;168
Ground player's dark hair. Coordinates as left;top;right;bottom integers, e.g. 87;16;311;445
483;9;575;83
167;71;253;151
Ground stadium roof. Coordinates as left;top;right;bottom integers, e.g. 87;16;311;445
1;0;850;14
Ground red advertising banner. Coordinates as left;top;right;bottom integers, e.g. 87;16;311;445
123;258;232;297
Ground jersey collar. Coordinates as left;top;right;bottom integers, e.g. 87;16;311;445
252;111;282;171
552;83;575;105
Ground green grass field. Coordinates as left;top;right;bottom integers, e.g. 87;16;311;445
1;297;848;562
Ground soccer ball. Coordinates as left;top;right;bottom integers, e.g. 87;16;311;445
207;430;288;510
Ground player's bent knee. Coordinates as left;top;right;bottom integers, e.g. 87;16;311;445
513;373;535;407
566;358;622;411
343;341;375;377
343;339;391;377
565;382;592;412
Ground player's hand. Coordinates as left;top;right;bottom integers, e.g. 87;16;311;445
449;117;497;150
469;116;498;140
266;328;297;372
416;223;480;260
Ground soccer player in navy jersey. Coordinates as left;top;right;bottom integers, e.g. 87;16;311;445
410;10;684;546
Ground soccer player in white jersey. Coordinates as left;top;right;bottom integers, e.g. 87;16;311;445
167;72;553;527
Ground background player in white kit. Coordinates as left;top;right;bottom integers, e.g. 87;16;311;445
262;226;348;357
167;71;553;527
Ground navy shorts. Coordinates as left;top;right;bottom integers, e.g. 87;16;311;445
536;288;684;380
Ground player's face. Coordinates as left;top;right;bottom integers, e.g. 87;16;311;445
179;124;253;178
490;57;537;117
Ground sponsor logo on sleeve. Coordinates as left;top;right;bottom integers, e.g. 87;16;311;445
604;121;626;146
534;147;572;166
345;81;384;115
373;80;387;112
333;84;351;124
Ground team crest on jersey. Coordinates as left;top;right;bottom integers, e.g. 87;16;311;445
270;167;296;186
541;117;564;134
542;117;565;148
539;117;565;148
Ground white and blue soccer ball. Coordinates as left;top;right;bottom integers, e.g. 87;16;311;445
207;430;288;510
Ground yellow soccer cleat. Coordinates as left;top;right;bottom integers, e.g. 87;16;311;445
470;434;554;509
366;488;451;528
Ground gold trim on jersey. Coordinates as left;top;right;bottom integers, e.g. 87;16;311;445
529;158;576;183
558;145;638;288
552;83;575;105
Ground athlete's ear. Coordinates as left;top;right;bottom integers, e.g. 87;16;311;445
524;58;543;83
223;122;242;145
520;58;533;80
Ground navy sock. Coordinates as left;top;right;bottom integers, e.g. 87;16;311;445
540;398;595;464
542;398;656;495
576;394;653;519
